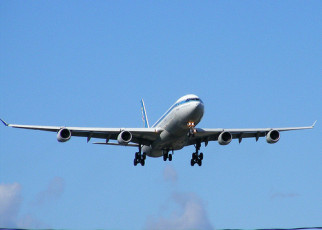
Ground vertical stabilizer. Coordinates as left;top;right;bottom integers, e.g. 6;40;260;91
141;99;150;128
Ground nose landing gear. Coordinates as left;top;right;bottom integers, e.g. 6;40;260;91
187;121;196;137
191;141;203;166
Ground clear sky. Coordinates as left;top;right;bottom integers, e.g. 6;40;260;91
0;1;321;229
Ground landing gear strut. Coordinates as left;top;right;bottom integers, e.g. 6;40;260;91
163;149;173;162
134;145;146;166
191;141;203;166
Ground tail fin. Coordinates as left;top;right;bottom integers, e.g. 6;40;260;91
141;99;150;128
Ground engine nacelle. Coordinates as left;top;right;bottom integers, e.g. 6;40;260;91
266;130;280;144
117;131;132;145
57;128;71;142
218;131;232;145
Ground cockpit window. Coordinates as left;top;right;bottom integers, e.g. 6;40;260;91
186;98;202;102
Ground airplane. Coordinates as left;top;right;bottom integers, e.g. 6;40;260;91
0;94;316;167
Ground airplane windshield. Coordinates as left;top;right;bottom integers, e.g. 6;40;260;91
186;98;202;103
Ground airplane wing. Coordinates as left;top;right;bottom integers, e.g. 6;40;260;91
0;119;163;146
187;121;317;145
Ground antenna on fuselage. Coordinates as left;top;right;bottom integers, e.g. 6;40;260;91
141;99;150;128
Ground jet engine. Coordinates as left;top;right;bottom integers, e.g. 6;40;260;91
57;128;71;142
218;131;232;145
266;130;280;144
117;130;132;145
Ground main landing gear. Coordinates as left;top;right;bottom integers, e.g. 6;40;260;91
134;145;146;166
191;141;203;166
163;149;173;162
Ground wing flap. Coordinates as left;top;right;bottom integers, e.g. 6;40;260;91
93;142;139;147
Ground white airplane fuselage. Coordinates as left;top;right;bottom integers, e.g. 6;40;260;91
142;95;204;157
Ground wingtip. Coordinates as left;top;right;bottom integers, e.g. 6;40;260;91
312;120;317;128
0;118;9;126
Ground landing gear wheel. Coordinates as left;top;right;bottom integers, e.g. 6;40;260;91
163;154;167;161
190;141;204;166
134;145;146;167
169;154;172;161
198;159;202;166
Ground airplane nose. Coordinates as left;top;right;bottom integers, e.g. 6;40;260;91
184;101;204;125
195;101;204;113
191;101;204;117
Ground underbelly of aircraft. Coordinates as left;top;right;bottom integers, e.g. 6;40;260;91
144;131;189;157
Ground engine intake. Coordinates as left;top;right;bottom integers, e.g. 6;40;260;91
117;131;132;145
57;128;71;142
266;130;280;144
218;131;232;145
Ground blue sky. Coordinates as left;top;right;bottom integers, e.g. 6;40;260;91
0;1;321;229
